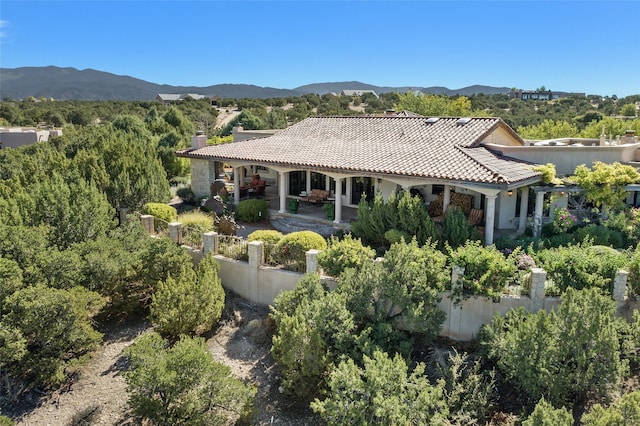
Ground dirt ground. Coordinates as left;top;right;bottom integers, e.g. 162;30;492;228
10;291;317;426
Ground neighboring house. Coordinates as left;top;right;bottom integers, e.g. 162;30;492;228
341;89;378;98
155;93;207;106
509;90;586;101
178;115;544;245
0;127;62;149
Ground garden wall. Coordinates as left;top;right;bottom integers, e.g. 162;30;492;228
147;217;637;341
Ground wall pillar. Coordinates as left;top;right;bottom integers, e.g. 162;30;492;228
518;187;529;234
533;191;546;237
306;249;319;274
168;222;182;244
141;214;155;235
248;241;264;267
203;231;219;254
529;267;547;311
484;195;497;245
613;269;628;308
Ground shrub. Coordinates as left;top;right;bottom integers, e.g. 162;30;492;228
582;391;640;425
627;243;640;297
573;224;624;248
273;231;327;272
479;288;628;409
522;398;573;426
533;241;626;295
236;199;268;222
177;210;214;248
150;254;224;337
442;208;479;249
447;241;518;302
311;350;448;425
248;229;284;263
124;333;255;425
384;229;410;245
317;234;376;278
247;229;283;245
338;239;448;349
271;274;357;398
176;186;196;205
551;206;577;234
141;202;177;229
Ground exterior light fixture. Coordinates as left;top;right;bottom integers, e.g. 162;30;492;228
507;189;513;197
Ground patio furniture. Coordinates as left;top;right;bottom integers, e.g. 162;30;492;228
302;189;330;204
468;208;484;226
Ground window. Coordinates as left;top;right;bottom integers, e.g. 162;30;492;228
288;171;306;196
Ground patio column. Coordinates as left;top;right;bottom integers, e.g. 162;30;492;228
233;167;241;205
279;171;287;213
334;178;343;224
443;185;451;213
518;187;529;233
533;191;546;237
306;171;312;193
484;195;497;245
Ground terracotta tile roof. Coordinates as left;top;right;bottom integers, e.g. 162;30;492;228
177;116;541;186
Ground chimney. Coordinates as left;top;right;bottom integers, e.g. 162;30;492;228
191;131;207;149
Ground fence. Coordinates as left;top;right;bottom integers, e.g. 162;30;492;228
140;215;638;341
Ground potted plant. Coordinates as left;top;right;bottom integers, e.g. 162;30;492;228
323;203;335;220
288;198;299;214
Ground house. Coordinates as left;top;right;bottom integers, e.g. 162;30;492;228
0;127;62;149
509;90;585;101
341;89;378;98
155;93;207;106
177;115;543;245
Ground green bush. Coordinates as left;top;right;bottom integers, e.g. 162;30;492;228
573;224;624;248
384;229;410;245
236;199;268;223
248;229;284;263
479;288;628;410
522;398;573;426
447;241;518;302
124;333;255;425
317;234;376;278
176;186;196;205
442;208;480;249
177;210;214;248
141;202;177;229
627;243;640;297
150;254;225;337
247;229;283;245
533;241;626;295
273;231;327;272
581;390;640;425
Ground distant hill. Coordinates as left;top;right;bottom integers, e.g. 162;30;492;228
0;66;511;101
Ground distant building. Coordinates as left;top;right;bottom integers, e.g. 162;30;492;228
155;93;208;106
509;90;585;101
340;89;378;98
0;127;62;149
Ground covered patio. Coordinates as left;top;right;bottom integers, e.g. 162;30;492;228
178;116;542;245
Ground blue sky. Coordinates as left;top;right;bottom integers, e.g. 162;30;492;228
1;1;639;97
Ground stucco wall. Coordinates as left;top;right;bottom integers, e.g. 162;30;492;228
488;144;640;176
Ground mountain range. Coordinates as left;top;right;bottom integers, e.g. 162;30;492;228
0;66;512;101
